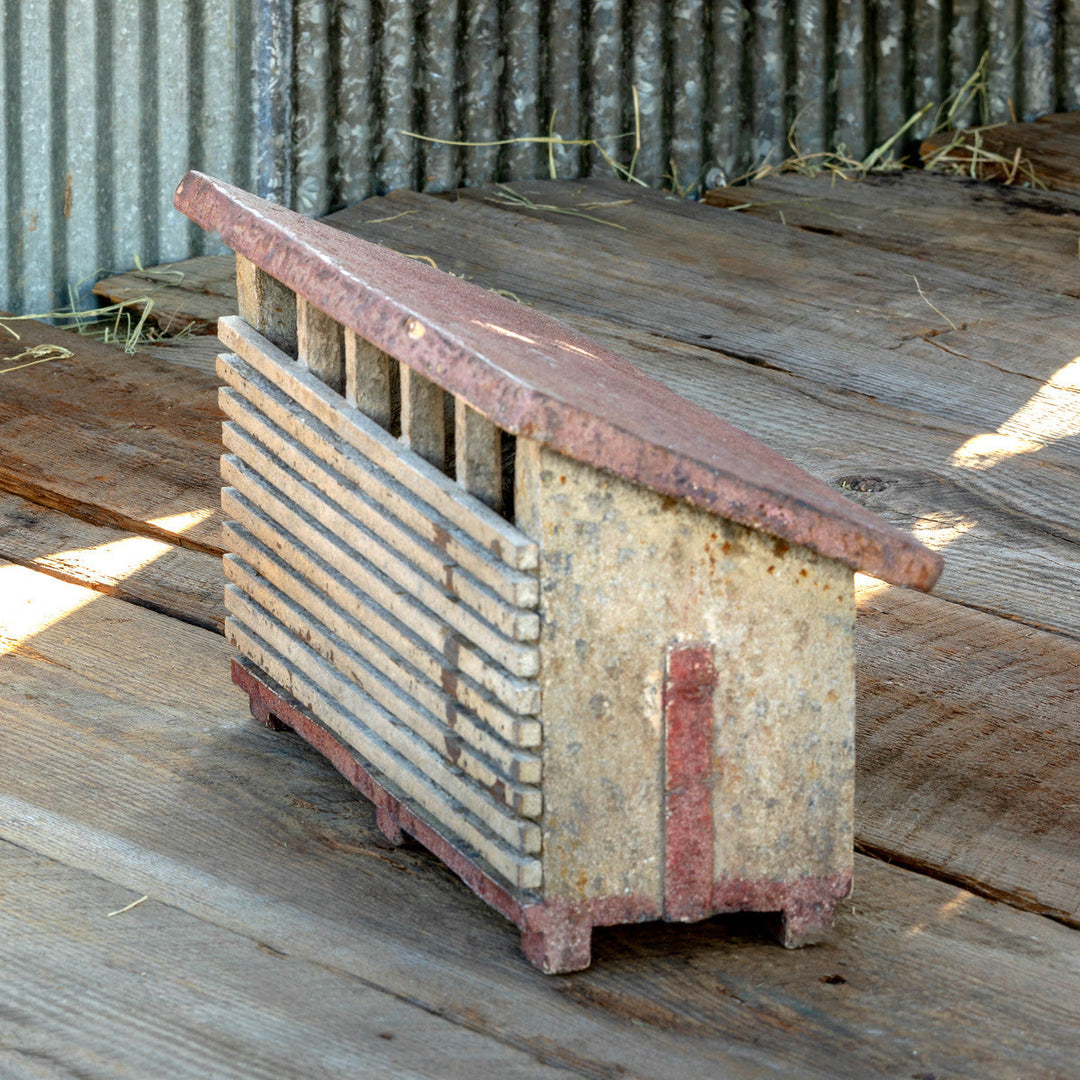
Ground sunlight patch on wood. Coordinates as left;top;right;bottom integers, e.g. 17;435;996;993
952;356;1080;470
911;512;978;552
146;508;217;534
0;565;101;655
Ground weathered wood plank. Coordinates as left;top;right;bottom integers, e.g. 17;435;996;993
0;317;224;554
328;183;1080;639
2;565;1077;1080
219;316;538;572
218;355;538;608
0;843;567;1080
336;182;1080;445
703;170;1080;300
0;494;224;632
854;580;1080;927
920;110;1080;194
92;252;237;334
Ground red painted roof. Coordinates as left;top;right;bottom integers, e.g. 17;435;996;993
175;170;941;590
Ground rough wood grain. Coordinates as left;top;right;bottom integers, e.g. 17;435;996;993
0;843;569;1080
334;182;1080;445
38;182;1080;937
2;564;1077;1080
0;318;224;553
0;494;224;631
703;171;1080;299
854;581;1080;927
920;110;1080;194
324;184;1080;639
91;253;237;334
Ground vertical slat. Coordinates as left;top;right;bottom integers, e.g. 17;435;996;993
669;0;707;193
630;0;666;185
418;0;460;192
948;0;983;129
294;0;332;215
13;0;54;312
333;0;375;205
546;0;583;179
909;0;944;132
585;0;624;176
460;0;499;185
832;0;867;156
1064;0;1080;112
235;254;297;358
985;0;1020;123
255;0;293;205
155;2;191;263
377;0;416;192
400;365;446;469
707;1;748;181
345;329;397;429
793;0;829;158
1020;0;1055;119
503;1;542;179
513;437;542;541
750;0;786;169
296;297;344;393
455;399;504;512
873;0;908;149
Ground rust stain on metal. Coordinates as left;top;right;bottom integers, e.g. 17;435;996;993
175;171;941;591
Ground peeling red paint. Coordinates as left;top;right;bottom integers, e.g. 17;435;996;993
663;643;717;922
233;658;847;973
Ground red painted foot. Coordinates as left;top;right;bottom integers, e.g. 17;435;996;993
777;897;839;948
520;907;593;974
249;698;286;731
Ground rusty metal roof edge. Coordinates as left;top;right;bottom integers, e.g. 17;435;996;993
174;170;942;591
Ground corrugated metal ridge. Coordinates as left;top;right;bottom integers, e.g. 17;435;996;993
175;169;942;590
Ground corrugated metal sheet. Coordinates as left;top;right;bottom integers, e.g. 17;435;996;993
3;0;1079;315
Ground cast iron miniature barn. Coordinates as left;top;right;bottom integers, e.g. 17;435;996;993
175;171;942;974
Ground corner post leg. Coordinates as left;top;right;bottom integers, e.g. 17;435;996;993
520;906;593;974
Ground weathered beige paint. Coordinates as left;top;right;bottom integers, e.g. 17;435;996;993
516;441;855;905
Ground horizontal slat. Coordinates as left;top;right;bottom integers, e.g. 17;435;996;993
221;487;541;734
223;529;541;789
220;460;540;697
221;422;542;674
225;613;542;890
218;352;537;607
218;317;538;571
220;384;538;635
225;586;542;856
